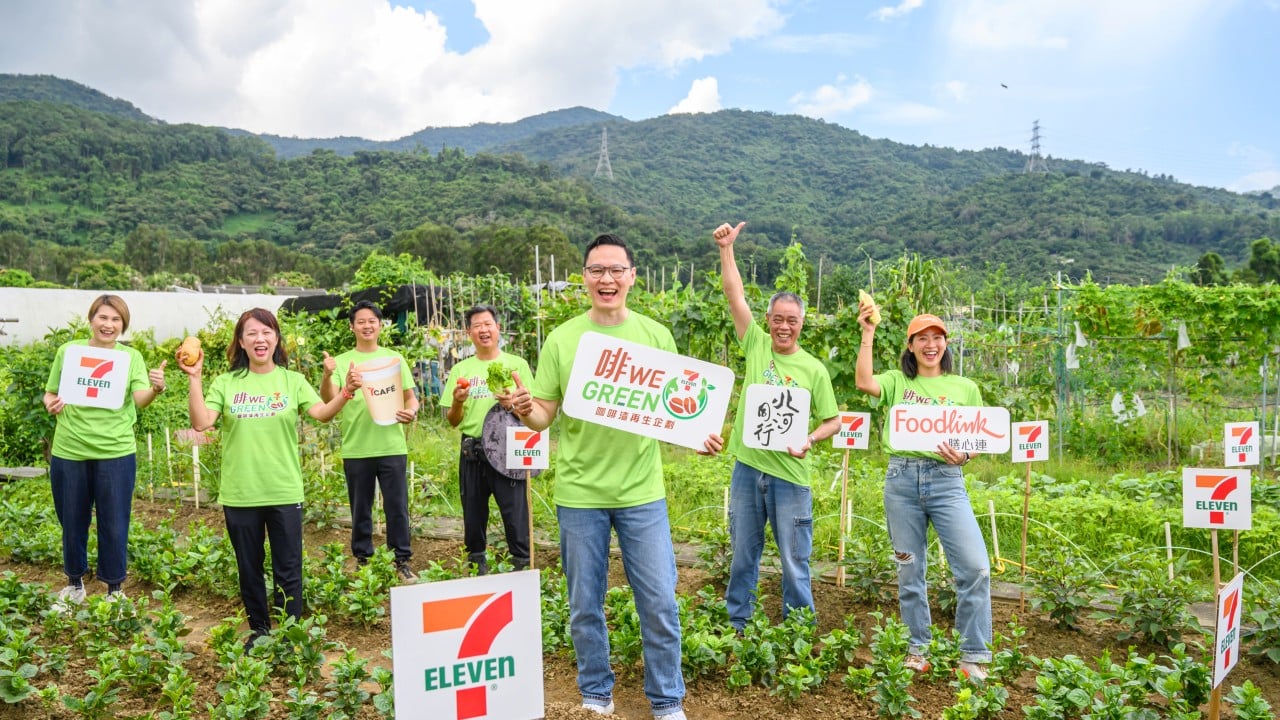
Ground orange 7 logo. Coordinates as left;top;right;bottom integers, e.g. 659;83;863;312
844;415;864;433
1195;474;1237;525
1230;426;1253;463
78;357;115;398
1016;424;1043;459
421;592;515;720
514;430;541;466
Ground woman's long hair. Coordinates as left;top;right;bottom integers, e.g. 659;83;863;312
228;308;288;374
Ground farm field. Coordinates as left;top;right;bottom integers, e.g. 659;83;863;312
1;487;1277;719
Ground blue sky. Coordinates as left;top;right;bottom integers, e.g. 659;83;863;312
3;0;1277;192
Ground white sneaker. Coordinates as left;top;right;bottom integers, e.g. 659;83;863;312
582;701;615;715
657;711;688;720
51;585;86;613
104;590;128;603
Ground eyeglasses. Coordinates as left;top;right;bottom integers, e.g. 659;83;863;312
583;265;633;279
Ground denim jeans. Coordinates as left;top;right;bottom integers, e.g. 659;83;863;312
343;455;412;563
883;456;992;663
725;461;815;629
557;500;684;716
223;503;305;635
50;454;136;585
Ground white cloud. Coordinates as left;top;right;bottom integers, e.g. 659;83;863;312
872;0;925;22
668;77;721;114
876;102;944;124
942;80;968;102
1228;170;1280;194
765;32;879;54
788;75;873;119
0;0;784;139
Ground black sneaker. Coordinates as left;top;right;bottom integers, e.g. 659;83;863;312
395;562;418;582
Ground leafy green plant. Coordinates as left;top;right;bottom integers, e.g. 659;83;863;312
1245;579;1280;664
62;648;125;720
1029;548;1103;629
1090;554;1206;651
694;526;733;585
941;685;1010;720
324;648;372;720
1226;680;1275;720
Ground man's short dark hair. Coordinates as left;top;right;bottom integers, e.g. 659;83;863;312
465;304;499;328
348;300;383;323
583;233;635;267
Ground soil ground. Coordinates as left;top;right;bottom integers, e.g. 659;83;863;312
3;498;1278;718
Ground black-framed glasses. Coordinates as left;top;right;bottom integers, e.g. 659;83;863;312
584;265;633;279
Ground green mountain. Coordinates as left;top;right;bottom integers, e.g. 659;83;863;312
1;75;1278;289
0;74;153;123
498;110;1279;281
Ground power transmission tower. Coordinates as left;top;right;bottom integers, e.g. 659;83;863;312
594;127;614;180
1024;119;1049;173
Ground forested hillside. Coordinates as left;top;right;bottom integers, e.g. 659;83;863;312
501;110;1280;281
1;74;1278;290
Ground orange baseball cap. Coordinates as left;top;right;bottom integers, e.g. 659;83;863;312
906;313;948;340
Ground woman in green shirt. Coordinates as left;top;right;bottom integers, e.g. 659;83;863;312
44;294;167;610
180;308;354;644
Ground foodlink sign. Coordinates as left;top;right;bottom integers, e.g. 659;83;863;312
391;572;543;719
57;344;132;409
885;404;1011;454
562;332;734;451
1181;468;1252;531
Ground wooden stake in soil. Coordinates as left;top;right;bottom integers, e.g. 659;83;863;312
1209;528;1221;720
836;449;851;586
1020;461;1031;614
147;433;154;503
1165;522;1175;581
526;470;536;569
165;425;172;487
988;500;1000;566
192;444;201;510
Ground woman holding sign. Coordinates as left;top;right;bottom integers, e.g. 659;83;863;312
854;308;992;684
181;308;355;645
43;294;167;610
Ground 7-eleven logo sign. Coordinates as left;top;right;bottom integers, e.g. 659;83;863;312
78;356;115;398
1213;573;1245;688
506;428;548;470
1182;468;1252;530
391;573;544;720
1223;422;1259;467
1011;421;1048;463
833;412;869;450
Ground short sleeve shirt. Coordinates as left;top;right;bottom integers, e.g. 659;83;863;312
728;323;839;485
331;347;413;458
531;312;675;509
440;352;534;437
870;369;983;457
205;367;320;507
45;339;149;460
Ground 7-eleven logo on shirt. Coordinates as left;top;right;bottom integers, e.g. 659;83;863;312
1182;468;1252;530
1011;421;1048;463
833;412;869;450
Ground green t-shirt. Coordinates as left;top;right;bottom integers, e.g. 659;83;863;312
45;339;149;460
728;323;839;485
331;347;413;458
441;352;534;437
531;312;675;509
205;367;320;507
870;369;983;457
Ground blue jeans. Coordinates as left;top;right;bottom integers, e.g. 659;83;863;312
50;455;136;585
557;500;684;716
883;456;992;663
725;461;815;629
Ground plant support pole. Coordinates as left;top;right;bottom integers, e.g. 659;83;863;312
836;449;850;586
1020;461;1031;615
526;470;536;569
192;444;200;510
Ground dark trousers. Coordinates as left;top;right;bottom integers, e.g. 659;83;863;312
223;504;304;635
342;455;412;563
50;454;136;584
459;439;529;567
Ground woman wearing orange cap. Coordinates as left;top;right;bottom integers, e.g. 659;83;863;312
854;308;991;684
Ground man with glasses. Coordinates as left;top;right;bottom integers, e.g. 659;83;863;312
712;221;840;634
441;305;533;573
511;234;721;720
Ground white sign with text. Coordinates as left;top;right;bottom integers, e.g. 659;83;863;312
741;384;811;451
562;332;734;451
1223;421;1260;467
505;427;549;470
1011;421;1049;463
57;344;132;409
1182;468;1252;530
1214;572;1245;688
832;412;871;450
885;404;1011;454
391;571;544;720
